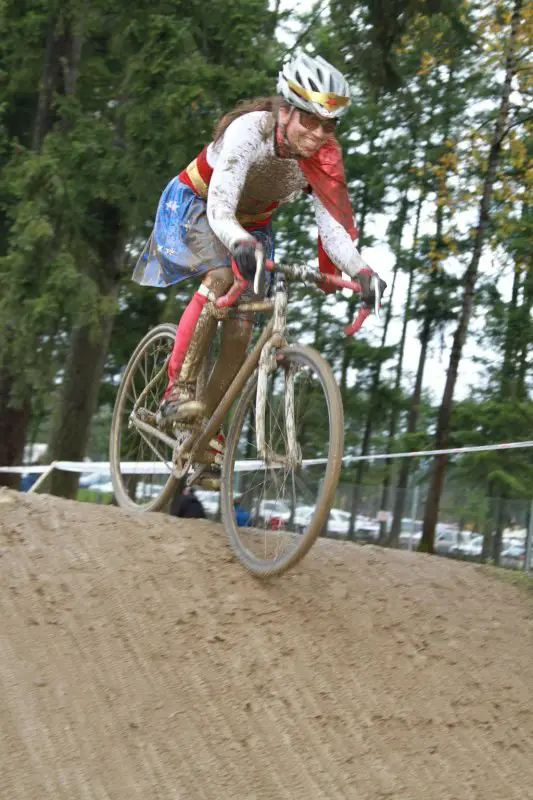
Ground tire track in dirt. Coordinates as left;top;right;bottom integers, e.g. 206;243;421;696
1;488;533;800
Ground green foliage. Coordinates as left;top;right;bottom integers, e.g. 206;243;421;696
0;0;531;524
0;0;280;409
450;398;533;499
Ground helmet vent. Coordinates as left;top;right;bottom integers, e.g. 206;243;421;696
277;52;350;119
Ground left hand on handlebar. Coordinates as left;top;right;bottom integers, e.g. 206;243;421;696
231;239;264;282
358;267;387;307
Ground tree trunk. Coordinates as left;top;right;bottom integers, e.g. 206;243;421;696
340;200;370;398
339;109;379;397
0;372;31;489
378;190;424;541
346;187;411;539
516;238;532;399
48;300;119;498
48;200;125;498
419;0;522;552
500;261;521;399
313;292;324;353
387;308;432;546
491;492;506;566
0;11;66;478
32;13;61;151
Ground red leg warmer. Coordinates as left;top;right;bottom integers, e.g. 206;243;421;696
165;291;209;397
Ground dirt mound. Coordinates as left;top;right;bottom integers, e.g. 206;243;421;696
1;487;533;799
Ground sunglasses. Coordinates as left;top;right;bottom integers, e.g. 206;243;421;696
297;111;338;135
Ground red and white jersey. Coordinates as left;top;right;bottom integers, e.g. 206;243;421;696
179;112;366;277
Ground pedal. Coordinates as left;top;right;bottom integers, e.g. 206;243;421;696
137;407;158;426
156;399;206;428
198;475;221;491
188;464;221;492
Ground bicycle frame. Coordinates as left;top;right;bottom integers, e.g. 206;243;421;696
127;260;376;483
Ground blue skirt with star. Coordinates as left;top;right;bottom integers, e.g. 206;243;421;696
132;178;275;288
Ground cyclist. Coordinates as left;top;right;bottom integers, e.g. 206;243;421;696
133;51;386;487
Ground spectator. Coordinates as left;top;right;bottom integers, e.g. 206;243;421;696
234;496;252;527
20;471;40;492
170;487;206;519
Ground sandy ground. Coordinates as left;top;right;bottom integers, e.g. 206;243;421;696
1;487;533;800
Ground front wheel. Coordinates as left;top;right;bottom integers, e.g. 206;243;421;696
221;344;344;577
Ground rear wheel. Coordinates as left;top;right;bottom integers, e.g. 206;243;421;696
109;324;179;511
221;344;344;577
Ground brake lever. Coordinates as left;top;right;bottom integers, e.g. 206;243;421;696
371;275;381;321
344;305;372;336
253;247;265;296
345;275;383;336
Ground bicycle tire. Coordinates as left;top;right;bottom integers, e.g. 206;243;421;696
221;344;344;577
110;323;179;512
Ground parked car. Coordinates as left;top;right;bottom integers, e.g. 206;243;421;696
434;525;462;554
448;534;483;558
296;507;352;538
195;490;221;517
500;540;526;567
79;471;111;489
398;518;423;548
326;509;352;537
460;534;484;557
257;499;292;526
354;515;380;541
293;505;316;532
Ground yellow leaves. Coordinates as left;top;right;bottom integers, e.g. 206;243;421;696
418;52;436;76
458;190;475;206
520;5;533;54
440;150;459;173
507;133;527;172
411;165;426;180
428;245;447;267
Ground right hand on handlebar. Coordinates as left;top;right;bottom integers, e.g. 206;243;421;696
232;239;264;282
219;255;384;335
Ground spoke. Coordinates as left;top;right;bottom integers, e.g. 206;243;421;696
136;426;173;468
114;332;176;508
226;347;337;570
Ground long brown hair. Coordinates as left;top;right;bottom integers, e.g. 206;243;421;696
212;95;290;142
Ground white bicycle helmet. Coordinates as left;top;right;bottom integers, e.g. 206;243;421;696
277;52;351;119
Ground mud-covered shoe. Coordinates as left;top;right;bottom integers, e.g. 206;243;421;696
156;382;205;427
194;433;225;491
196;468;221;491
206;432;225;466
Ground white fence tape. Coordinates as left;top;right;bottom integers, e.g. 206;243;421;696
0;457;332;477
342;439;533;462
2;439;533;479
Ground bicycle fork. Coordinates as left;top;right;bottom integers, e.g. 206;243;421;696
255;282;301;469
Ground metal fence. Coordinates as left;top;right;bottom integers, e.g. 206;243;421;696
195;479;533;572
15;460;532;572
322;481;533;571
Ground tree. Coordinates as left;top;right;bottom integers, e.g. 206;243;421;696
0;0;282;496
419;0;525;552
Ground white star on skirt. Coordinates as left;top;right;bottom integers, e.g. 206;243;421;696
166;200;178;212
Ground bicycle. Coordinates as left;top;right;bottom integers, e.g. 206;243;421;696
109;259;381;577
